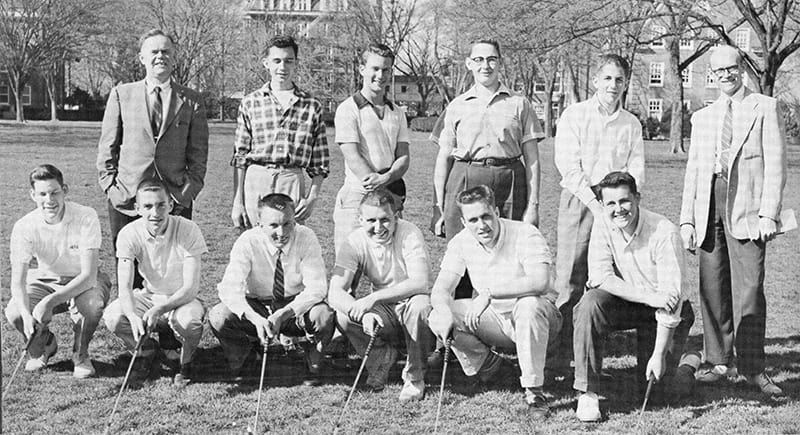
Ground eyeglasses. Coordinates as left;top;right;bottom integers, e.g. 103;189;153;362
712;65;739;76
470;56;499;66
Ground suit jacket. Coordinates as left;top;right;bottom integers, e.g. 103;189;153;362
680;87;786;243
97;79;209;215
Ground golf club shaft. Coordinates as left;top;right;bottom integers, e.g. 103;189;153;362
433;337;453;434
252;342;269;434
334;326;380;432
104;329;148;435
637;376;655;428
3;330;39;398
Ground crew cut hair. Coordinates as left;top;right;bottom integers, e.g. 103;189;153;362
139;29;175;47
258;193;296;213
29;164;65;187
361;42;395;64
136;177;169;195
469;39;502;57
359;187;399;213
456;185;495;210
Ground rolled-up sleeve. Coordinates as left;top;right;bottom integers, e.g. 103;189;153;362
231;101;252;168
287;230;328;316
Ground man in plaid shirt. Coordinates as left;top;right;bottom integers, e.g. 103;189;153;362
231;35;330;228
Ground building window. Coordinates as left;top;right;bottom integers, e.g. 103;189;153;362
705;28;720;46
0;84;9;105
400;85;407;93
683;100;691;111
650;25;666;48
648;99;663;120
679;38;694;50
681;64;693;88
649;62;664;86
533;77;545;93
735;28;750;51
552;101;561;119
705;68;718;88
553;72;562;94
22;85;31;106
533;103;544;118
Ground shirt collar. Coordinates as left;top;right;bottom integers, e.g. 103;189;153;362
472;218;506;253
610;208;646;245
145;215;172;242
353;91;395;110
145;79;171;94
260;82;307;98
719;85;746;104
590;94;622;120
464;83;511;101
264;231;295;256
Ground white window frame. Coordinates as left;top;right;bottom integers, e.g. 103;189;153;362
648;98;663;120
650;25;666;48
679;38;694;50
649;62;664;87
533;77;545;93
0;84;9;105
706;67;718;88
553;71;563;94
735;28;750;51
22;85;31;106
683;100;691;111
682;64;693;88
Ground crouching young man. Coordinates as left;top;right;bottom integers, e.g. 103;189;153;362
328;188;434;401
573;171;696;422
209;193;334;386
104;178;207;388
428;185;562;419
6;164;111;378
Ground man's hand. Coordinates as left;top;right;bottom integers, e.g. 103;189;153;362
266;308;292;339
231;201;251;229
522;205;540;227
21;311;36;340
680;224;696;252
295;197;317;221
645;291;680;313
348;295;377;323
759;216;778;242
126;312;147;343
361;172;389;191
142;304;167;331
31;295;55;325
434;210;445;237
428;307;454;343
645;352;667;382
246;312;273;345
362;312;384;337
464;293;491;333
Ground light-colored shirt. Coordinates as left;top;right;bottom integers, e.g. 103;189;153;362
554;95;645;206
10;201;101;292
440;218;557;313
334;92;409;190
587;208;686;328
145;79;172;134
116;215;207;295
714;85;746;174
217;225;327;317
439;84;544;160
336;219;430;292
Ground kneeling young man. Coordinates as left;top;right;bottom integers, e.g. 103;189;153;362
428;185;562;419
104;178;207;388
210;194;334;385
6;164;111;378
328;188;434;401
573;171;695;422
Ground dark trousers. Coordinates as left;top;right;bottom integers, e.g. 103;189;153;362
698;176;767;376
573;289;694;393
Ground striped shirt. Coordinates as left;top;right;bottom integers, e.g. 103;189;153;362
231;83;330;178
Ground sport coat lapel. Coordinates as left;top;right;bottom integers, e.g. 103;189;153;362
162;83;185;136
728;87;758;168
137;80;157;140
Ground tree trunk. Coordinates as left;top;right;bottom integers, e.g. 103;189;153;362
667;38;684;153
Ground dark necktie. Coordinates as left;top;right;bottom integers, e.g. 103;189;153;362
719;99;732;181
273;249;285;302
151;87;163;137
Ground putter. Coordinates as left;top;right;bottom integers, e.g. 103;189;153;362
333;325;381;434
433;336;453;434
248;342;270;435
104;327;149;435
3;323;44;398
637;376;655;429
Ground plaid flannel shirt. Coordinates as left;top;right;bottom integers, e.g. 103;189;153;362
231;84;330;178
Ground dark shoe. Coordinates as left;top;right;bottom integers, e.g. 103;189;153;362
427;347;444;368
365;345;398;391
173;363;192;388
302;345;323;387
696;364;736;383
667;364;696;401
478;351;505;383
525;388;550;420
746;372;783;396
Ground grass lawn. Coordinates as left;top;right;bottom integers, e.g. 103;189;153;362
2;121;800;434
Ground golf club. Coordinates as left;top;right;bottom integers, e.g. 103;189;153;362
247;342;270;435
637;376;655;429
433;336;453;434
3;324;43;398
104;327;149;435
333;325;381;434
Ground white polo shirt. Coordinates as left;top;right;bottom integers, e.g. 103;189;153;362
440;218;557;313
334;92;409;190
116;215;207;295
336;219;429;292
10;201;102;291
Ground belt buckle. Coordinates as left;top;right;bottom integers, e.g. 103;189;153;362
484;158;497;166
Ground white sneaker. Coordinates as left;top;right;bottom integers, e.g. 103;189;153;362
25;335;57;372
398;379;425;402
576;392;601;422
73;357;96;379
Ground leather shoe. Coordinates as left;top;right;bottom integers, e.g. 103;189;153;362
746;372;783;396
696;364;736;383
525;388;550;420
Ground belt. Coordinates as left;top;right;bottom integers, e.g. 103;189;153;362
247;160;298;170
455;156;521;167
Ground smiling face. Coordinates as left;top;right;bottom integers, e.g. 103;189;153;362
136;188;173;236
459;201;500;248
358;203;398;244
360;52;393;96
264;46;297;90
139;34;174;82
709;46;743;97
593;63;627;110
259;206;296;249
466;43;501;89
600;184;640;234
30;179;68;224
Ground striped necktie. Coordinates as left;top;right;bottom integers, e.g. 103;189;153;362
273;249;285;302
151;87;163;137
719;99;732;182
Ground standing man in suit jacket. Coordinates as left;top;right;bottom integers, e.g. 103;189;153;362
680;45;786;396
97;29;209;254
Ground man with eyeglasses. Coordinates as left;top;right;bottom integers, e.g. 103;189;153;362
680;45;787;396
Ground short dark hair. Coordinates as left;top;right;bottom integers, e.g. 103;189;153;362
29;164;64;188
597;171;638;198
456;185;495;210
258;193;296;213
359;187;398;213
469;39;501;58
266;35;299;58
139;29;175;48
594;53;630;78
361;42;395;64
136;178;170;196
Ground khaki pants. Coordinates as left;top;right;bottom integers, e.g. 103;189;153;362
244;165;306;225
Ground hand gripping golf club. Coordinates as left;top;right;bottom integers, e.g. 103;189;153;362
333;325;381;434
104;327;149;435
433;336;453;434
2;330;37;398
637;376;655;429
248;342;270;435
